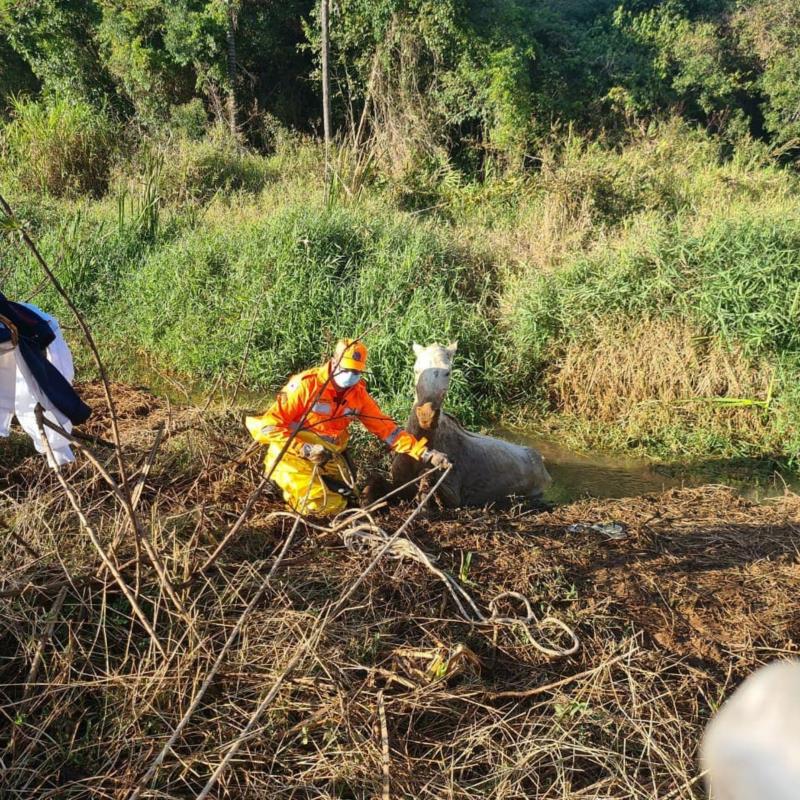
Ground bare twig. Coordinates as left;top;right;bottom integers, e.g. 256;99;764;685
5;586;67;756
40;417;188;621
484;647;634;700
34;412;166;658
104;422;165;565
377;689;390;800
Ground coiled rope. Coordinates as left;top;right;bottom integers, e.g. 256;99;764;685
330;503;579;658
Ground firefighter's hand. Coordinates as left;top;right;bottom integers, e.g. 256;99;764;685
423;448;452;470
301;443;332;465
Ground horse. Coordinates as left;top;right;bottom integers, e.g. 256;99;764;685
366;341;551;508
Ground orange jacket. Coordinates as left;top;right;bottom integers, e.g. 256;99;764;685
247;363;428;459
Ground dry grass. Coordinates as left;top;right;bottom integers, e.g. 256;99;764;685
2;384;800;798
545;317;776;447
492;189;598;273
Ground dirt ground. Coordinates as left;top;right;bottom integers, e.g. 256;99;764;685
2;383;800;798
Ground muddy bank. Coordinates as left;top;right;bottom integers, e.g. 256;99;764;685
2;384;800;798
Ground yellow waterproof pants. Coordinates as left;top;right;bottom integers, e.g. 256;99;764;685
265;443;351;516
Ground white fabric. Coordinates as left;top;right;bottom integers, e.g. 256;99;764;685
0;347;14;437
702;660;800;800
0;304;76;466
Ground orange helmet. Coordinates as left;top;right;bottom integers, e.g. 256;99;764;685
333;338;368;371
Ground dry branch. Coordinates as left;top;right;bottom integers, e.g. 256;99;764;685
34;414;166;658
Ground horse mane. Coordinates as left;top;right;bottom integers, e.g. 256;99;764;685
441;411;486;440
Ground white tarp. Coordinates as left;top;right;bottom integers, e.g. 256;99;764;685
0;303;76;466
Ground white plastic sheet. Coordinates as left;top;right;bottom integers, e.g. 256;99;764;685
0;304;76;466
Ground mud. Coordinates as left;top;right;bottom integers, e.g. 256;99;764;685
3;383;800;798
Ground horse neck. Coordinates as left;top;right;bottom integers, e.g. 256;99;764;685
407;401;441;446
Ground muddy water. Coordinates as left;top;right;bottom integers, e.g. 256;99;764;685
497;429;799;504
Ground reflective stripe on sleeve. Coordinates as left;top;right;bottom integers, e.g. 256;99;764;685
312;401;332;414
384;427;403;446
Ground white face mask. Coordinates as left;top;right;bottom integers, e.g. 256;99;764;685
332;369;362;389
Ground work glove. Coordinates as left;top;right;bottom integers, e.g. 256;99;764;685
423;448;452;470
301;443;332;465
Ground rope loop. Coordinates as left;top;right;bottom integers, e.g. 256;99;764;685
487;591;535;625
269;474;580;660
334;509;580;659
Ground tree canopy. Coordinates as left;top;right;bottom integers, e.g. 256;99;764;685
1;0;798;165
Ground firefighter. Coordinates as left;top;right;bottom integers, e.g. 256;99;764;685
246;339;450;515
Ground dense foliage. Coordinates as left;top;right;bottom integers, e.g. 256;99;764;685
1;0;799;166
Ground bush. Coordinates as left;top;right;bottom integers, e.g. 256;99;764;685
168;99;208;141
155;125;272;203
1;95;118;197
502;199;800;457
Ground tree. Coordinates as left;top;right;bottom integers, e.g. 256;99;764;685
0;32;38;108
225;0;238;134
736;0;800;152
320;0;331;173
0;0;113;101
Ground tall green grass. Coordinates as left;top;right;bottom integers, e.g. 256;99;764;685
502;203;800;458
1;95;118;197
5;197;497;425
148;124;275;203
505;210;800;370
116;204;497;423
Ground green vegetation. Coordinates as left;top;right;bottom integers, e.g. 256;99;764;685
3;94;118;196
2;0;800;464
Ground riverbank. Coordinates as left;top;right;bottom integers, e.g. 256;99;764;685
2;383;800;797
4;121;800;464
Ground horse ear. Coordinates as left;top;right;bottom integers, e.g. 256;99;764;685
446;340;458;355
412;343;423;357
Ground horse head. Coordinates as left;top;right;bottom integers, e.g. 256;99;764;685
412;341;457;430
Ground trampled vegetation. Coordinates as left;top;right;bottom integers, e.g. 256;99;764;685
4;384;800;798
